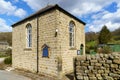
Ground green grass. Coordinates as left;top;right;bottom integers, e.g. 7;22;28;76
0;52;8;58
86;41;98;54
108;40;120;44
86;41;97;47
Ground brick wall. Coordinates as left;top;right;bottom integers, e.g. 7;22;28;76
74;53;120;80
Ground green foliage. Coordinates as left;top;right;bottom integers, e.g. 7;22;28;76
5;49;12;56
0;49;12;58
85;45;90;54
86;41;97;54
98;25;112;44
85;27;120;54
4;56;12;64
102;46;112;54
0;52;7;57
97;46;112;54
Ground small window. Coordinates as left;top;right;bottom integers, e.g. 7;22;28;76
26;24;32;48
42;44;49;57
69;21;75;47
80;44;84;55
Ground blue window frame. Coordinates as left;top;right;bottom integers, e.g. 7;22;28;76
42;44;49;57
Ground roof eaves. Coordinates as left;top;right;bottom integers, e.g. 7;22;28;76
56;5;86;25
12;5;57;27
12;4;86;27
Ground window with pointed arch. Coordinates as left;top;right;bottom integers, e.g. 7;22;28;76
69;21;75;47
42;44;50;57
26;24;32;48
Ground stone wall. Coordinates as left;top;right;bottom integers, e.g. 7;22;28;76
12;17;38;72
57;9;85;75
12;9;59;77
74;53;120;80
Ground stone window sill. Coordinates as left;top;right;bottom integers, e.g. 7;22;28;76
42;56;49;58
24;48;32;51
69;47;77;50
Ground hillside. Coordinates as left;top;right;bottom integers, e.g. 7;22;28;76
112;28;120;43
0;32;12;46
86;27;120;44
85;27;120;54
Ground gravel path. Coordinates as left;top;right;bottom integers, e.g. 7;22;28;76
0;70;31;80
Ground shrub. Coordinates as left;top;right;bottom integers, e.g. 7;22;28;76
85;46;90;54
5;48;12;56
0;52;7;57
98;46;112;54
4;56;12;64
102;46;112;54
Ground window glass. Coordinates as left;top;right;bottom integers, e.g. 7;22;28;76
26;24;32;47
43;46;48;57
69;22;75;47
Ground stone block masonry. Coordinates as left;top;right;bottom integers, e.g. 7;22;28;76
74;53;120;80
12;5;85;79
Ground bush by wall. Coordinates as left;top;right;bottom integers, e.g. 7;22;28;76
4;56;12;64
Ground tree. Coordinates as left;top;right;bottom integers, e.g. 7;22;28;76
98;25;112;44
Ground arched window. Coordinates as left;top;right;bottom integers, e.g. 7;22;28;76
26;24;32;48
69;21;75;47
42;44;49;57
80;44;84;55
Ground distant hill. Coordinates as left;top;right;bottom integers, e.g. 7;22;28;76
112;28;120;41
0;32;12;46
86;27;120;44
85;27;120;54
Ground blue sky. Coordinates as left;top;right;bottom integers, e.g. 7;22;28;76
0;0;120;32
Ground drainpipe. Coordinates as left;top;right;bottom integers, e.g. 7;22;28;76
36;16;39;73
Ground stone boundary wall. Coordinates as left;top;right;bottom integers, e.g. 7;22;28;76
74;53;120;80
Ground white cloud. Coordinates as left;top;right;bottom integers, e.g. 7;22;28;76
23;0;42;10
105;22;120;31
14;9;27;18
0;0;16;15
0;0;27;18
59;0;114;16
22;0;61;10
0;18;12;32
87;4;120;32
22;0;120;32
0;0;118;32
